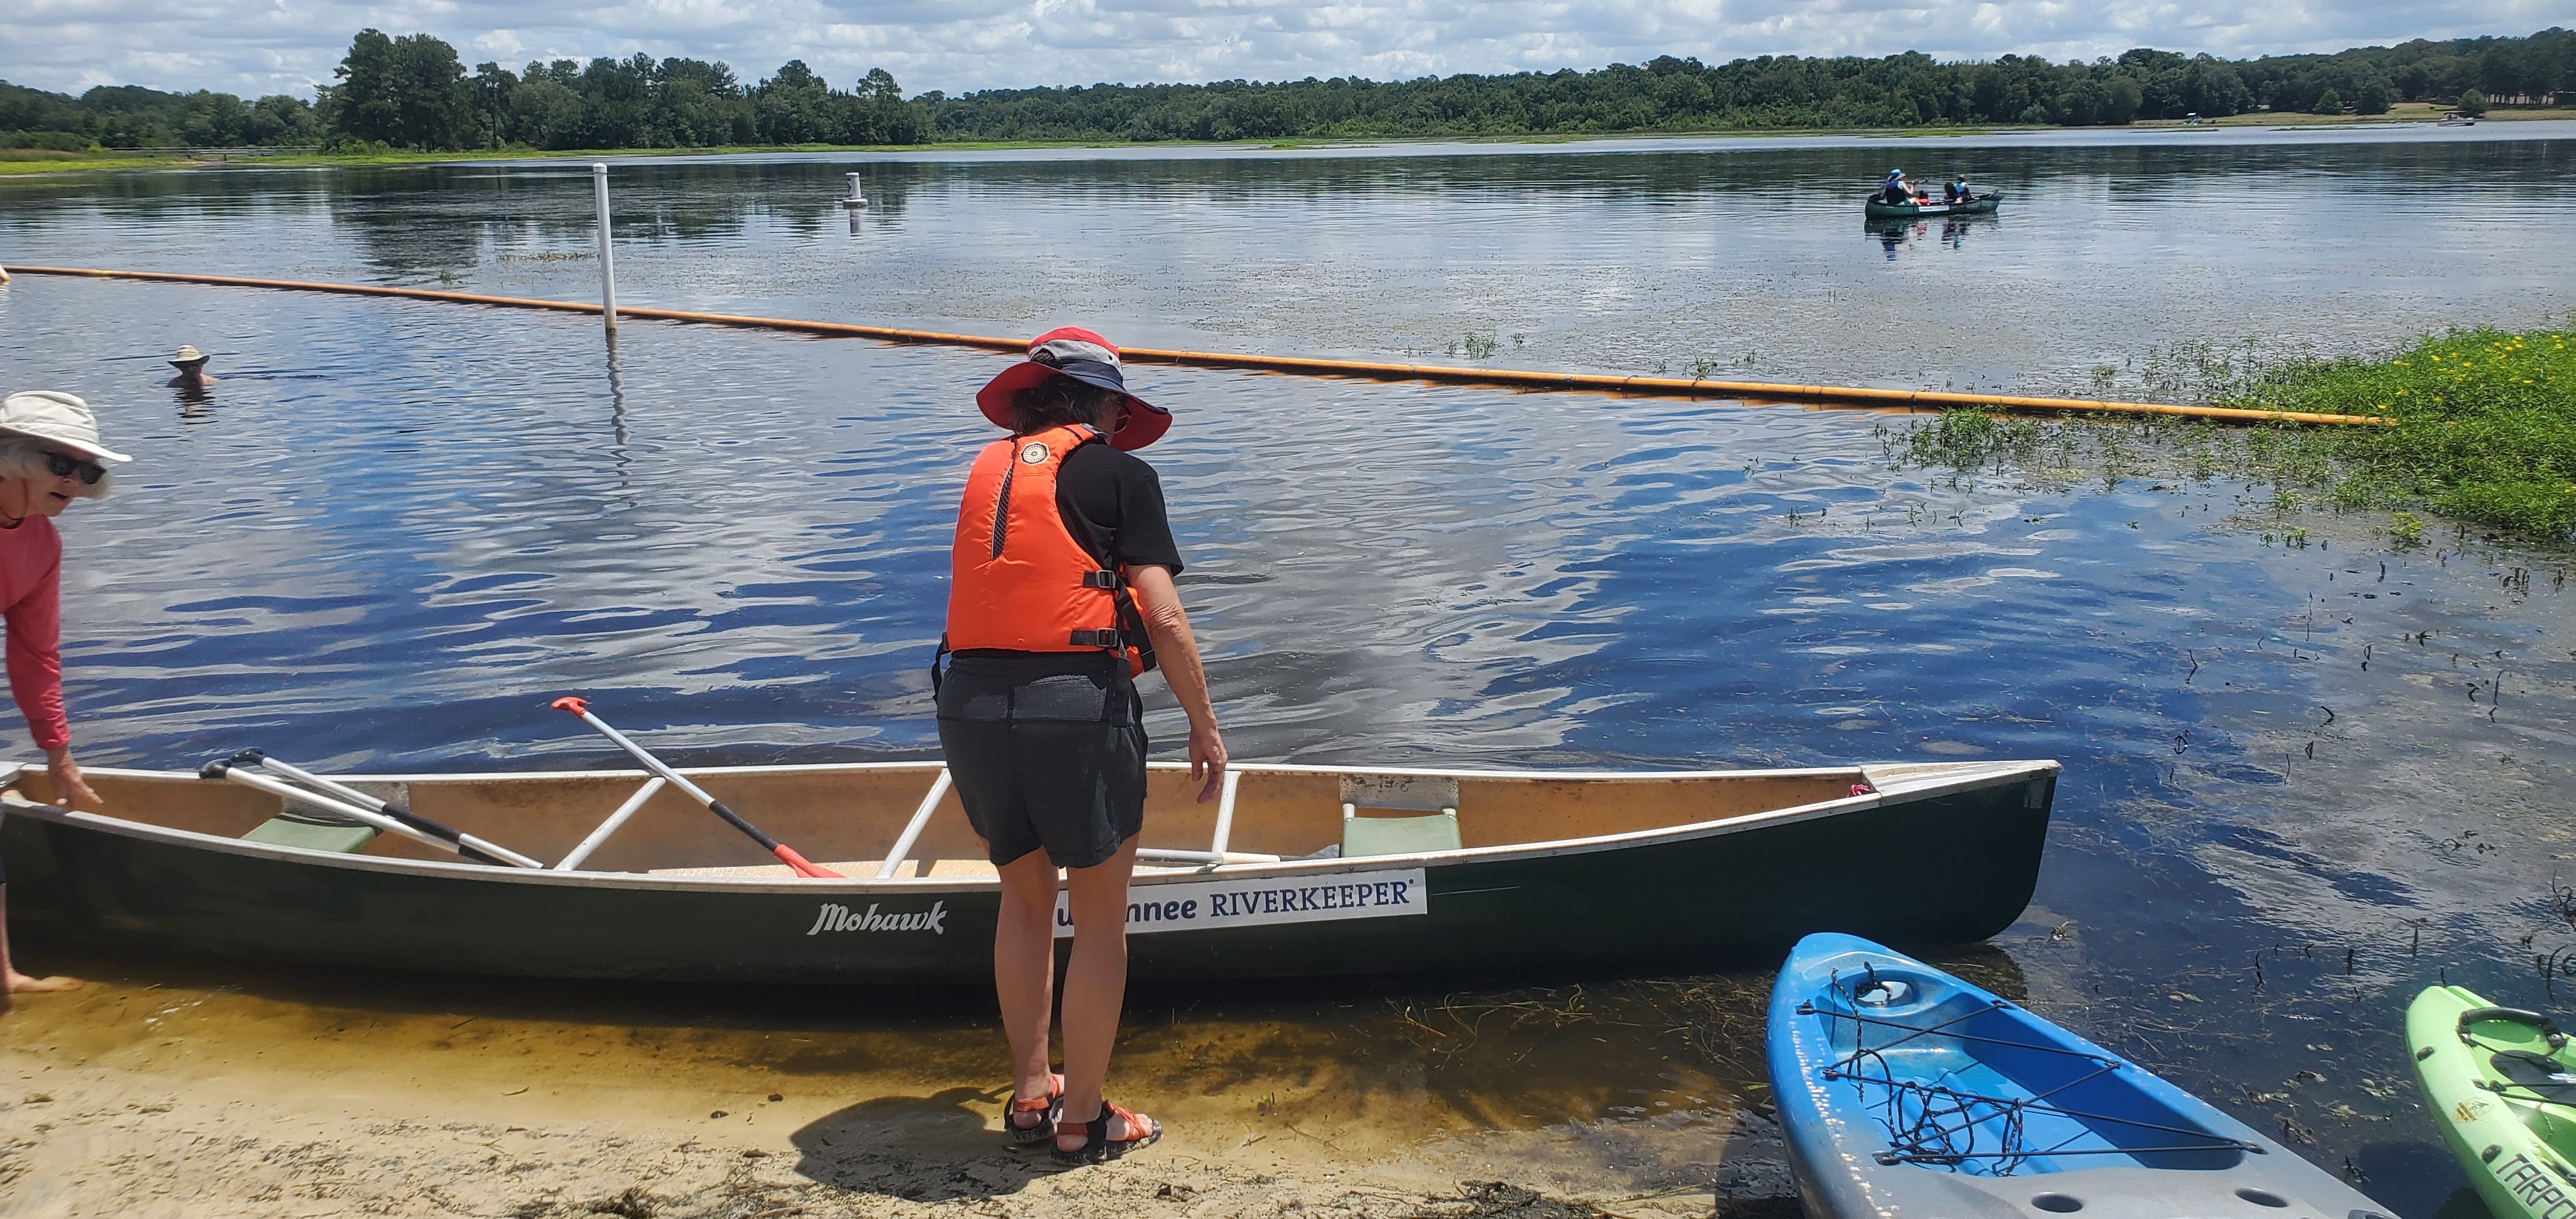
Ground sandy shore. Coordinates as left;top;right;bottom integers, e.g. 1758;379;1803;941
0;962;1772;1218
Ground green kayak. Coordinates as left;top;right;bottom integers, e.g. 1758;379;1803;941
2407;985;2576;1219
1863;192;2002;219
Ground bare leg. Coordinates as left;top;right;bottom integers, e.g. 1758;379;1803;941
993;851;1060;1126
0;884;84;1011
1057;837;1151;1150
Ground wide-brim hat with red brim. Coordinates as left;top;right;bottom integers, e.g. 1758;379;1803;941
976;326;1172;450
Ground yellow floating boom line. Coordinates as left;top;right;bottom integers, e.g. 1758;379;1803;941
1;264;2385;426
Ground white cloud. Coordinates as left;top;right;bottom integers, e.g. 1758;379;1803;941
0;0;2560;100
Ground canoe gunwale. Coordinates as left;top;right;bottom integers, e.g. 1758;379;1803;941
2;758;2058;894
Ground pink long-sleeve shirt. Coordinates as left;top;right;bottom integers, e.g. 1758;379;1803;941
0;516;70;751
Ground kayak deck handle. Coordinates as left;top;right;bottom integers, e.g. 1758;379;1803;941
2458;1006;2568;1049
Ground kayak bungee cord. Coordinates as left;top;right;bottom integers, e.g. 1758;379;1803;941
0;263;2384;426
1809;972;2260;1176
2454;1007;2576;1107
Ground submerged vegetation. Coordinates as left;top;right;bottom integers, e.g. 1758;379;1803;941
1899;324;2576;541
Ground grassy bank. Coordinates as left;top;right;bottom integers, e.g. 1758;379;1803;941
1907;324;2576;541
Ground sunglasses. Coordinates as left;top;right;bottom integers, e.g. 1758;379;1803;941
42;450;105;486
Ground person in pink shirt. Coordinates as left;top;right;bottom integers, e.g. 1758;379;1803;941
0;390;127;1008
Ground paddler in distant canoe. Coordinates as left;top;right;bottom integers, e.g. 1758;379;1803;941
935;326;1227;1164
1879;169;1913;204
0;390;128;1009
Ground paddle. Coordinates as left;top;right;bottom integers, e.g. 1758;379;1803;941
202;754;544;868
549;696;842;878
225;749;547;868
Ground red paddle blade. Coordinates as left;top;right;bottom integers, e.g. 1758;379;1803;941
774;845;843;879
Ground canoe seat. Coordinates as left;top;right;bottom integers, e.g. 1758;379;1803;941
1342;805;1461;858
241;808;379;854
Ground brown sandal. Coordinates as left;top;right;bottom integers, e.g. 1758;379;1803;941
1007;1073;1065;1147
1050;1100;1160;1165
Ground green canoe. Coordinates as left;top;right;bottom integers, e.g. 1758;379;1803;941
1863;192;2003;219
0;756;2055;983
2407;985;2576;1219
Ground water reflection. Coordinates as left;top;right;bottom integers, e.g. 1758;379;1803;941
170;380;215;418
8;128;2572;397
1871;213;1995;257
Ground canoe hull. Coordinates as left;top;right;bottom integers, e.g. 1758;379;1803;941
1768;933;2394;1219
1;764;2054;984
1864;192;2003;219
2406;985;2576;1219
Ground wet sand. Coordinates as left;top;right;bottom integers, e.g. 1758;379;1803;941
0;950;1791;1218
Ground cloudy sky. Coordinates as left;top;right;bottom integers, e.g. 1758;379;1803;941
3;0;2561;100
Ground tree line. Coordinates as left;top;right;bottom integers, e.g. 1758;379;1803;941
3;26;2568;153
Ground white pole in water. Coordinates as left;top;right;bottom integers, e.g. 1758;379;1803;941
843;172;867;208
592;162;617;335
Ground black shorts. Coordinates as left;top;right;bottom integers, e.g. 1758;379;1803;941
936;652;1147;870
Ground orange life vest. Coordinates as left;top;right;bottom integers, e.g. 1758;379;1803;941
942;423;1154;677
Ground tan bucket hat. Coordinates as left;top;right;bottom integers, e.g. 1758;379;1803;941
0;392;132;463
169;345;208;366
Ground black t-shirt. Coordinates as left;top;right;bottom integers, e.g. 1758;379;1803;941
1055;441;1183;576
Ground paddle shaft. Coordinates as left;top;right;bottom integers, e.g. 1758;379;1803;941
549;697;841;878
234;751;544;868
210;762;528;866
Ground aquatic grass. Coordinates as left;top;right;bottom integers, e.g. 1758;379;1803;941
1899;324;2576;541
2226;326;2576;539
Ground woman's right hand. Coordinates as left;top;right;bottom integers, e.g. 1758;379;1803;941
1188;720;1227;804
45;746;102;809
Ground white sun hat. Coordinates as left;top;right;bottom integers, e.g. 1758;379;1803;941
0;392;132;463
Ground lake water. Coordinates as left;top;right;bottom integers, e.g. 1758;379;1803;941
3;124;2575;1216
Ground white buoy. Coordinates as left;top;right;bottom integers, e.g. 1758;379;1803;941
592;163;618;335
841;172;868;209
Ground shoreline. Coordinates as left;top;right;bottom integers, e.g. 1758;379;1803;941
6;104;2568;178
0;952;1747;1218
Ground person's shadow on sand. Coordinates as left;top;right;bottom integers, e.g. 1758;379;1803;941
788;1085;1059;1200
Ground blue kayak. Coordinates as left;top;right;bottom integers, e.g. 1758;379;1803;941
1768;933;2396;1219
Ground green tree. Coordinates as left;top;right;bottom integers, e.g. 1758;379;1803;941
2311;87;2345;114
470;62;517;148
323;29;399;142
2102;75;2144;123
506;68;583;148
2457;86;2488;114
753;60;832;143
325;29;471;149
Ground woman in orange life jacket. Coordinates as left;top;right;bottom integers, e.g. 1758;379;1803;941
936;326;1226;1165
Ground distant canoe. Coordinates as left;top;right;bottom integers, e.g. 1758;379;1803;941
1864;192;2004;219
1;757;2056;984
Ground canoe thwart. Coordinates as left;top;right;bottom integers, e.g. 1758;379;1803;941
554;775;669;871
874;769;954;879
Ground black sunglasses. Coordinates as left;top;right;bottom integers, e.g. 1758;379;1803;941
42;450;105;486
